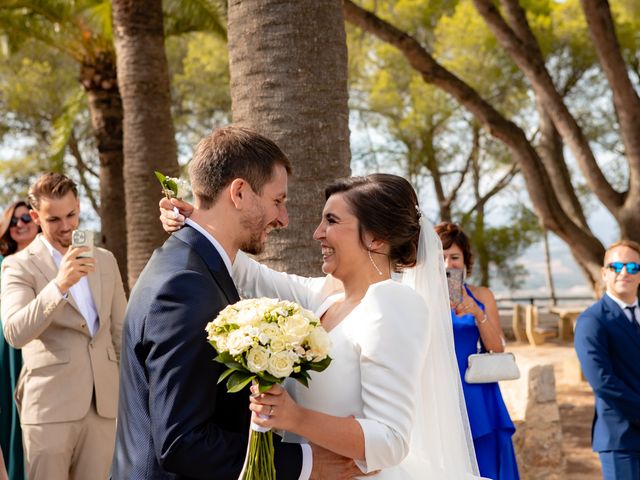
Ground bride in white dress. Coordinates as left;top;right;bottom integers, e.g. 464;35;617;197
162;174;481;479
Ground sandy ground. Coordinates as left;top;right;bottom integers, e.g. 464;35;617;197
506;340;601;479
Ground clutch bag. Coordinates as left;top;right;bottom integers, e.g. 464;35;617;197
464;339;520;384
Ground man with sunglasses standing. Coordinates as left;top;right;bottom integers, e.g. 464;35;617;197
575;240;640;480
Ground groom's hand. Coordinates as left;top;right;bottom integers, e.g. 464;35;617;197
310;444;375;479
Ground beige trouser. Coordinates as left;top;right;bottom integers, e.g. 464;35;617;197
21;403;115;480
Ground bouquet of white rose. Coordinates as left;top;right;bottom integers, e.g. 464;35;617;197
206;297;331;480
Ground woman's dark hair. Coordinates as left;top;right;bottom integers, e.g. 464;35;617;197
0;201;32;256
434;222;474;277
324;173;421;271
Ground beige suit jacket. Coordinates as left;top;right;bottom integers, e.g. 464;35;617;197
1;234;126;425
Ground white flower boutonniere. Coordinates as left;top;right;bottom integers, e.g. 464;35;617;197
154;171;191;199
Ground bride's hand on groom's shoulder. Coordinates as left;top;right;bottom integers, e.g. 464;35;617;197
249;384;303;432
159;197;192;233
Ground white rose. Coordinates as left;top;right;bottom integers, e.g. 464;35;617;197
267;351;295;378
281;313;311;343
212;335;228;353
258;322;282;344
246;346;270;373
308;327;331;360
269;336;287;353
227;330;250;356
235;308;259;327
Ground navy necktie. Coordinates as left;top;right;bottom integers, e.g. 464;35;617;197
624;306;640;332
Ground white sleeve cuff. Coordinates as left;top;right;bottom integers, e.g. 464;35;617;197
298;443;312;480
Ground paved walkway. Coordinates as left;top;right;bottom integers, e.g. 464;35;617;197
505;340;600;479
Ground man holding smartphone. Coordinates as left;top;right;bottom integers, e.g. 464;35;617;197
1;173;127;480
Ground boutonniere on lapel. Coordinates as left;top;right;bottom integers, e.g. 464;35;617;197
154;171;191;200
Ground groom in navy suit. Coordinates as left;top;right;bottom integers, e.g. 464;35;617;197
575;240;640;480
112;126;357;479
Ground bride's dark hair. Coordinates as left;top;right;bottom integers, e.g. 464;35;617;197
324;173;421;271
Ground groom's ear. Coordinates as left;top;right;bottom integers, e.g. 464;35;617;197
229;178;250;209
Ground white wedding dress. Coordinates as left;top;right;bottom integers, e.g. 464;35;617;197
233;251;481;479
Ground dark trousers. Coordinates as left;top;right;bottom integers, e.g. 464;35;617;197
599;450;640;480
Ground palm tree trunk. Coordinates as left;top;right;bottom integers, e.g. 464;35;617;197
227;0;350;276
112;0;179;288
80;52;128;288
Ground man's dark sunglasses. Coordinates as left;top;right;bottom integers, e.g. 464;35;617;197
606;262;640;275
9;213;32;227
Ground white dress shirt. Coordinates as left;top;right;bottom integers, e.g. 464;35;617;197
606;291;640;325
41;236;99;336
186;219;312;480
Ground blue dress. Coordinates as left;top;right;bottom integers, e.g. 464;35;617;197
452;285;519;480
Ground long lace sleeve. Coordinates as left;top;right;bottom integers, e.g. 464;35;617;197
232;251;343;312
350;281;431;473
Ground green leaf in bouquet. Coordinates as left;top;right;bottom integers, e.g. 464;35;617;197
214;352;244;371
227;371;256;393
258;380;276;393
217;367;237;384
307;356;332;372
291;375;309;388
256;370;280;384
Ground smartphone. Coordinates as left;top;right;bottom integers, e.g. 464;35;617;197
446;268;464;306
71;230;95;258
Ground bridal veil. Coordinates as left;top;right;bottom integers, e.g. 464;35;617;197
400;213;481;479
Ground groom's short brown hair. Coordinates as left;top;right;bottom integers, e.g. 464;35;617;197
188;125;292;209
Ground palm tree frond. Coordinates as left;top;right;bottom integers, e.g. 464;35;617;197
49;87;86;171
163;0;227;40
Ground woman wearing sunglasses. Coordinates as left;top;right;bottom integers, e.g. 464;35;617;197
0;201;39;480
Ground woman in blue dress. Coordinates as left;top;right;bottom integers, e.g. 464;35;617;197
0;201;39;480
435;222;519;480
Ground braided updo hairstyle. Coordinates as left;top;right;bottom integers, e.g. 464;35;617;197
324;173;421;272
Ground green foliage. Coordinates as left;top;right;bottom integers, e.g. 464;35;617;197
167;32;231;159
0;39;88;204
466;204;542;290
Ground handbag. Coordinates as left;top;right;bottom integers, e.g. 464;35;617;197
464;340;520;384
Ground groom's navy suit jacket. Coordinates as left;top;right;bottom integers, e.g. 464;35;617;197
575;294;640;452
111;225;303;479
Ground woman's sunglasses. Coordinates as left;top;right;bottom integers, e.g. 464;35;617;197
606;262;640;275
9;213;32;227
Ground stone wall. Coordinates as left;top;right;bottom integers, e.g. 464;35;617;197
501;363;566;479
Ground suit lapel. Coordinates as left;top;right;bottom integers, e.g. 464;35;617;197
602;295;640;349
28;235;83;316
87;265;102;322
174;225;240;304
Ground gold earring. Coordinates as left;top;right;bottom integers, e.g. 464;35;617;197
368;243;383;276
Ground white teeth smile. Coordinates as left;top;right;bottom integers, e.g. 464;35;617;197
321;247;335;257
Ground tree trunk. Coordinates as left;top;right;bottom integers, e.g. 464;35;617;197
542;229;557;306
471;0;624;214
470;151;490;287
79;51;128;288
535;101;589;231
343;0;606;292
227;0;350;276
112;0;179;288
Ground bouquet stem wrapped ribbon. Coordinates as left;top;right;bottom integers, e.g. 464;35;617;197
206;298;332;480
